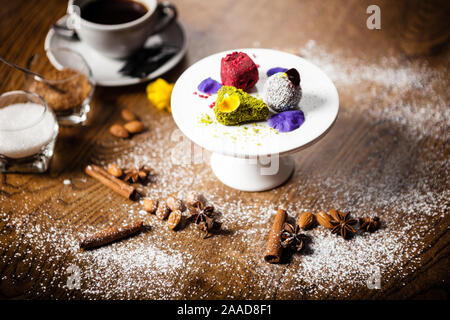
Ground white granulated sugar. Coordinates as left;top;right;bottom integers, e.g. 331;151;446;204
0;102;57;158
1;40;447;299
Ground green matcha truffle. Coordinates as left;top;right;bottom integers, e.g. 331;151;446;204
214;86;269;126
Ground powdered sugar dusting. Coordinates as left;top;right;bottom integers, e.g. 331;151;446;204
0;40;448;299
79;241;189;299
297;40;450;141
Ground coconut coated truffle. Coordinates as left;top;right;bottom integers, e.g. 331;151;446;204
263;68;302;112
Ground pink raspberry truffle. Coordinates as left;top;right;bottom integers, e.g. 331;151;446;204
220;52;259;91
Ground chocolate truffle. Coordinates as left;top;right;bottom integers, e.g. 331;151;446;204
263;68;302;112
220;52;259;91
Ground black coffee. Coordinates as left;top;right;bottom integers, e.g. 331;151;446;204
81;0;148;25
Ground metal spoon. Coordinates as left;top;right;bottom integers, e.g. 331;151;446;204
0;55;66;93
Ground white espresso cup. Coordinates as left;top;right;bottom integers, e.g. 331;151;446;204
67;0;177;59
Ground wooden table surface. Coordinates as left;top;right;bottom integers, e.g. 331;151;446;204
1;0;449;299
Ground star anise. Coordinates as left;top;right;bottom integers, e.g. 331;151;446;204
280;222;304;252
329;209;357;239
123;166;150;183
359;216;380;232
188;201;215;238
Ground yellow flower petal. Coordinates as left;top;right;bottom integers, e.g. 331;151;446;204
218;94;240;113
146;78;174;113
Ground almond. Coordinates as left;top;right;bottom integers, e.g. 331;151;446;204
168;210;182;230
110;124;129;138
124;120;144;134
167;196;185;212
329;209;343;222
143;198;158;214
156;201;170;220
297;211;314;229
185;191;201;207
107;163;123;177
121;109;137;121
316;211;333;229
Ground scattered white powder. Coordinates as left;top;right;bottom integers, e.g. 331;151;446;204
0;103;57;158
78;241;190;299
299;40;425;88
0;41;448;299
296;40;450;141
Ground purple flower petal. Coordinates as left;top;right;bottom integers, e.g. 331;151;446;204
267;67;288;77
197;77;222;94
268;110;305;132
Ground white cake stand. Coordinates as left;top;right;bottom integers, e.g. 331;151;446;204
171;48;339;192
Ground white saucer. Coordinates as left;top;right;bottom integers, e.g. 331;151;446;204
171;49;339;191
44;16;187;87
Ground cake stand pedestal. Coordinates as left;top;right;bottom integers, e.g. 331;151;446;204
210;153;295;192
171;48;339;192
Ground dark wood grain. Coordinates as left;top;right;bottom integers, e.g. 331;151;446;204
0;0;449;300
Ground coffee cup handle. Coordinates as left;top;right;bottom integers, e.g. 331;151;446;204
53;4;81;40
149;2;178;36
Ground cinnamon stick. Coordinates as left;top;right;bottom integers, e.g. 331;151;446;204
79;220;144;250
264;208;287;263
85;164;135;199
